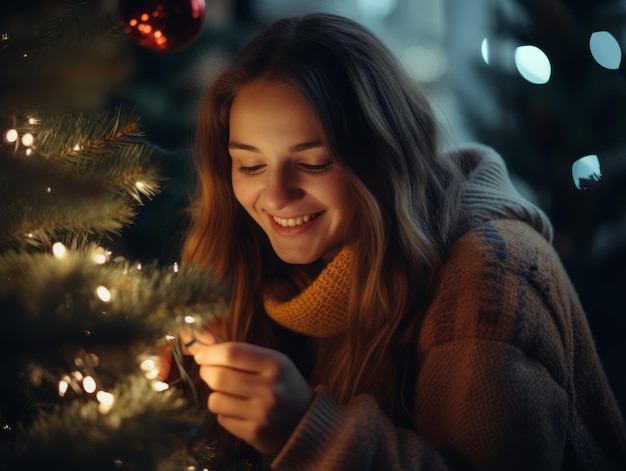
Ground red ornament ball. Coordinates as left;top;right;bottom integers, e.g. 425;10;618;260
120;0;206;52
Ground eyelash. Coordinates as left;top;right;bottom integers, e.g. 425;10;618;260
238;165;264;175
238;162;333;174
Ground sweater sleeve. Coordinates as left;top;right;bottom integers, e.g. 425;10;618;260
270;338;569;471
270;385;451;470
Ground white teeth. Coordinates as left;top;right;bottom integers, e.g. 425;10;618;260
273;213;318;228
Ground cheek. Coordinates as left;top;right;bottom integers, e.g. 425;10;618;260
231;176;258;215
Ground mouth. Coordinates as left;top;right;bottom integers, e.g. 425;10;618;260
272;212;322;228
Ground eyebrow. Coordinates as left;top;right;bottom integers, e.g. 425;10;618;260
228;140;323;153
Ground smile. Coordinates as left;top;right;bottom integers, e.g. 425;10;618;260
272;212;321;228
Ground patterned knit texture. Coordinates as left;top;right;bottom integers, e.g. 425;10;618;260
271;219;626;471
263;246;354;337
456;143;554;243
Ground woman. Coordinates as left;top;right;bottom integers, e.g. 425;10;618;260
180;12;626;470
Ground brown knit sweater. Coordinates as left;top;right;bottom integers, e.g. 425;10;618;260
262;146;626;470
268;219;626;470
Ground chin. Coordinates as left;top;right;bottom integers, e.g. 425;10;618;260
274;249;321;266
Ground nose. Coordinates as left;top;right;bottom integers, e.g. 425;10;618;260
264;165;304;210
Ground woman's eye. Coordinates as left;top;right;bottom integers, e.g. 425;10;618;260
238;165;265;174
300;162;332;173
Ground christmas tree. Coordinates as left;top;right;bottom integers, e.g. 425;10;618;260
0;2;242;469
457;0;626;409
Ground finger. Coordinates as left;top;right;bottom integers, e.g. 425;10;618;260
208;391;257;419
179;328;222;355
194;342;285;377
199;364;264;397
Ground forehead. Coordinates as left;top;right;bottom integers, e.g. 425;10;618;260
229;80;320;138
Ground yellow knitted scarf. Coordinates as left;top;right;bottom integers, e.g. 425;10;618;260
263;246;354;337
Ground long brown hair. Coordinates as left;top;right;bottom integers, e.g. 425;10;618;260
183;13;464;416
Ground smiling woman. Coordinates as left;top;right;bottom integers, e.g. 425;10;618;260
229;80;352;265
180;12;626;471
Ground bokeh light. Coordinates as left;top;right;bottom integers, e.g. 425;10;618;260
481;38;490;64
96;285;112;303
514;45;551;84
589;31;621;70
572;154;602;190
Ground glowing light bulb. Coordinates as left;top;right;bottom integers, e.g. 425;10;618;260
97;391;114;414
83;376;96;393
140;358;156;371
52;242;66;258
93;247;108;264
145;368;159;380
58;380;69;397
96;286;112;303
21;133;34;147
96;390;114;405
153;381;169;392
3;128;18;143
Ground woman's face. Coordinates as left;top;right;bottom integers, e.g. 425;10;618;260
229;79;353;265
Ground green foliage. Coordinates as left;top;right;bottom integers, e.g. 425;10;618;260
0;3;231;469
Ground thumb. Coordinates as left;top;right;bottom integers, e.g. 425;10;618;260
179;328;222;355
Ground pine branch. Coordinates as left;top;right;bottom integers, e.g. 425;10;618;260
0;247;229;359
5;374;205;471
0;106;162;251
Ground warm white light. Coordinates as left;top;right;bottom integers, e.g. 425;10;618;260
83;376;97;393
21;133;34;147
140;358;156;371
96;285;112;303
145;368;159;380
46;187;51;193
173;262;179;273
136;263;142;270
28;117;39;125
25;148;32;156
4;128;18;143
97;391;114;414
52;242;66;258
153;381;169;392
96;390;114;405
94;254;106;264
73;144;81;151
184;315;196;324
135;181;145;190
58;380;69;397
93;247;108;264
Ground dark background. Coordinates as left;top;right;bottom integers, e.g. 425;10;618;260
2;0;624;414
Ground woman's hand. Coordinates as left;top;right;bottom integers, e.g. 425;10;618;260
190;340;314;455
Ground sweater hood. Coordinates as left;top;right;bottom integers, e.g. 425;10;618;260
454;143;553;243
